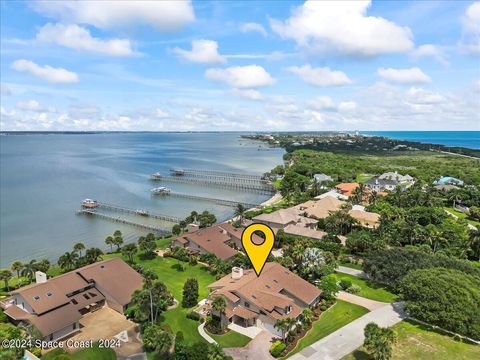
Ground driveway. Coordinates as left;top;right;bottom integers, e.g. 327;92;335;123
66;307;143;357
336;291;387;311
289;302;405;360
224;330;277;360
336;266;368;279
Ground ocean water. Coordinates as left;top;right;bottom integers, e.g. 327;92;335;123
0;133;284;267
360;131;480;149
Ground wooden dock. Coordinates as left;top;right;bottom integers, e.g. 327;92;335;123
152;191;259;209
77;210;170;235
152;176;275;194
170;168;264;181
94;202;181;223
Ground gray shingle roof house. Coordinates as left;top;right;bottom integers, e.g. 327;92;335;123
379;171;414;183
365;177;398;192
313;173;333;183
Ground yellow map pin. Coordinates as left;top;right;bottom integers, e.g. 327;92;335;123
241;223;275;277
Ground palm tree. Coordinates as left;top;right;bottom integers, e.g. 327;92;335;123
234;203;246;225
58;251;79;271
85;247;103;263
301;308;314;326
207;344;225;360
73;242;85;257
122;243;137;263
113;229;122;238
105;236;114;252
369;191;378;206
11;261;23;278
352;184;366;204
0;270;13;291
143;269;159;324
211;295;227;316
274;319;290;340
113;236;124;252
21;260;38;283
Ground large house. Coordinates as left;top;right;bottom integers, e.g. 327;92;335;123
365;177;398;192
3;258;143;342
379;171;414;184
171;223;259;260
298;196;345;220
253;208;304;233
313;173;333;183
433;176;464;186
348;209;381;228
335;183;361;198
207;263;321;337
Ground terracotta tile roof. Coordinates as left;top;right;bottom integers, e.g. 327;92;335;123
253;208;302;226
208;263;321;322
284;224;327;240
335;183;360;197
301;196;346;219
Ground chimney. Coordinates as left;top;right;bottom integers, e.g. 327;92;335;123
35;271;47;284
187;223;199;233
231;267;243;279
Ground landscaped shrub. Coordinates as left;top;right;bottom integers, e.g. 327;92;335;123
0;309;7;323
346;284;361;294
186;311;200;321
175;331;184;343
269;340;286;357
339;279;352;290
124;305;138;319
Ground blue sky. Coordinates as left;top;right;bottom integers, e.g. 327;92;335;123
1;0;479;131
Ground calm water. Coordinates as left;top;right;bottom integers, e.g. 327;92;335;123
0;133;284;267
360;131;480;149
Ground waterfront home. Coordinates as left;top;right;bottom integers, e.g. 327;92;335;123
379;171;414;184
253;208;304;233
2;258;142;342
171;223;258;260
283;223;327;240
313;173;333;183
348;209;381;228
207;263;321;338
298;196;346;220
433;176;464;186
365;177;398;192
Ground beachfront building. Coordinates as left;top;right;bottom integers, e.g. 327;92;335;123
313;173;333;183
433;176;464;186
171;223;258;260
2;258;142;342
207;263;321;338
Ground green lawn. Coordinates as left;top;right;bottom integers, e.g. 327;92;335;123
156;237;173;249
207;329;252;348
42;345;116;360
332;272;398;303
105;252;216;344
342;320;480;360
355;174;374;183
285;300;369;358
445;207;480;227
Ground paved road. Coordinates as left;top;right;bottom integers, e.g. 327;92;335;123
336;266;368;278
289;302;405;360
336;291;387;311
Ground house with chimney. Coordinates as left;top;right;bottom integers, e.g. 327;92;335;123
2;258;142;342
207;263;321;338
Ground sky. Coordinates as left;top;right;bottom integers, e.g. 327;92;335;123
0;0;479;131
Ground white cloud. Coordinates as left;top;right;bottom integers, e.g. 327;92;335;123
31;0;195;31
270;0;413;56
406;87;445;104
411;44;448;66
1;84;11;95
460;2;480;54
37;23;135;56
205;65;276;88
240;22;268;37
11;60;79;83
173;40;226;64
229;88;264;100
15;99;55;112
286;65;352;87
307;96;357;111
338;101;357;111
378;67;431;84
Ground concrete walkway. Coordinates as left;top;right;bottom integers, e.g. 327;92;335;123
289;302;405;360
336;266;368;278
228;323;263;339
336;291;387;311
198;322;217;344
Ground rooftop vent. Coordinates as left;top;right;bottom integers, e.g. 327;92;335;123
35;271;47;284
33;295;40;301
100;265;105;269
231;267;243;280
46;292;53;297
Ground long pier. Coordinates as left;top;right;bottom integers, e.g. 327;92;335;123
170;168;264;181
153;191;259;209
77;210;170;235
152;176;275;194
95;202;181;223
